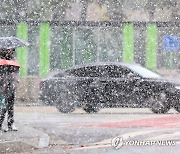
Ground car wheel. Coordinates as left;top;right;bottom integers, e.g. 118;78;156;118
43;100;50;105
42;100;55;106
56;101;75;113
56;92;76;113
150;93;170;114
83;104;100;113
83;91;102;113
174;101;180;113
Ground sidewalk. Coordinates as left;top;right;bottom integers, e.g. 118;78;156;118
0;102;68;154
0;100;54;154
0;123;49;153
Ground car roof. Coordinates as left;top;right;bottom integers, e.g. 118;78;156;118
65;62;140;72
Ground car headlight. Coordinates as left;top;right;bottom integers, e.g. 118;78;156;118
175;86;180;90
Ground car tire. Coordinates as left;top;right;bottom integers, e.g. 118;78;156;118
56;92;76;113
83;104;100;113
174;101;180;113
42;100;54;106
150;92;170;114
56;102;75;113
83;91;102;113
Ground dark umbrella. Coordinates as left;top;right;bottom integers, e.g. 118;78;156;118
0;37;29;49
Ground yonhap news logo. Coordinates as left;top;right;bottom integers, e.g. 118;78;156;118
112;136;124;149
111;136;176;149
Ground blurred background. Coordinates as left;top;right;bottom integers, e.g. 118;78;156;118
1;0;180;101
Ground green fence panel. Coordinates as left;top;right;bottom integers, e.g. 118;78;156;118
123;24;134;63
146;24;157;70
60;28;73;70
17;22;28;77
75;29;96;65
39;23;50;77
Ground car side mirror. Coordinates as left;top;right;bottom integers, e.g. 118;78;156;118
53;71;64;77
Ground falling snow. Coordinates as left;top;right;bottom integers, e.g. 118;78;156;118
1;1;180;153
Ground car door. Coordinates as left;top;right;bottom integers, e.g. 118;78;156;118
89;65;130;107
66;66;98;102
106;65;142;107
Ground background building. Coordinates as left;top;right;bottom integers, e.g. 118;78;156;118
0;0;180;77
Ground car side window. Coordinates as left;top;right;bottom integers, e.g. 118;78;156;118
107;65;137;78
66;69;83;77
105;65;125;78
66;65;139;78
85;66;99;77
107;65;121;78
119;68;139;78
67;66;99;77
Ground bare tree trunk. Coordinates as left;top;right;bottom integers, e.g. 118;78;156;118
80;0;88;21
51;1;67;21
13;0;27;20
110;0;123;22
145;0;156;21
171;1;179;21
60;8;66;20
149;11;155;21
13;0;20;19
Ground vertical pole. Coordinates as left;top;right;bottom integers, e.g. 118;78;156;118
170;52;173;69
39;23;50;77
123;23;134;63
97;28;100;62
72;28;75;66
146;24;157;70
17;22;28;77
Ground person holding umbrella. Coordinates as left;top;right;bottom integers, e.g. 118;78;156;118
0;53;19;132
0;37;29;132
0;48;15;60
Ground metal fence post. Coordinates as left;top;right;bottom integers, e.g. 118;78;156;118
72;28;75;66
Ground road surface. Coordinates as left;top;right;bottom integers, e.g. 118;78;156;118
12;106;180;154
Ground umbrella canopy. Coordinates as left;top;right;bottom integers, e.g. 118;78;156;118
0;59;20;73
0;37;29;49
0;59;20;67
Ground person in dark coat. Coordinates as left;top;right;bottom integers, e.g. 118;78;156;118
0;48;15;60
0;48;19;132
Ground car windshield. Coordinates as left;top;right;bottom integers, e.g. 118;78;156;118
127;65;161;78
